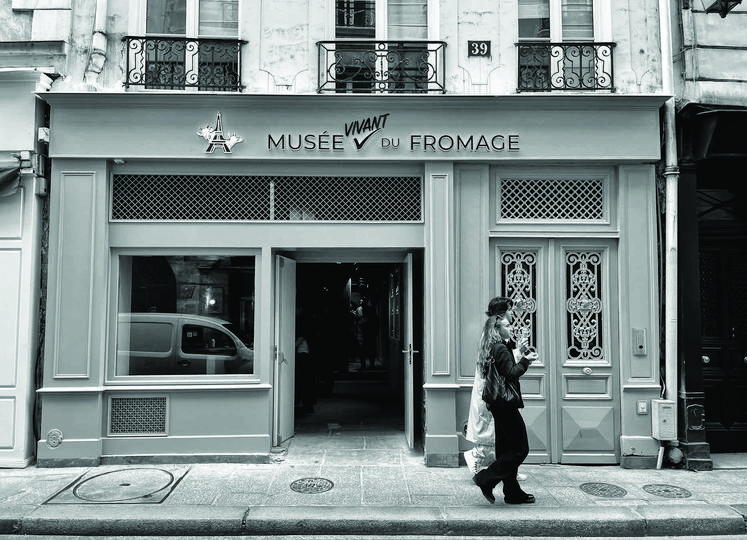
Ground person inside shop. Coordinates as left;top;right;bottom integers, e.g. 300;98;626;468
359;297;379;370
295;306;316;414
473;298;537;505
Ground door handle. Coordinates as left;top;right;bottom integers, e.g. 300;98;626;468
178;360;191;367
582;367;593;375
702;356;710;365
402;344;419;365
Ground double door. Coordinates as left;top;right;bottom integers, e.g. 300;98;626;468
496;238;620;463
699;239;747;452
273;252;417;448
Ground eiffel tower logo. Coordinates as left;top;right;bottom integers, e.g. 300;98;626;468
197;112;243;153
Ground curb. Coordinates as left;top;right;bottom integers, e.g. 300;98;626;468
6;504;745;537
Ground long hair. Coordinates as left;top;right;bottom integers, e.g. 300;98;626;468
477;314;503;377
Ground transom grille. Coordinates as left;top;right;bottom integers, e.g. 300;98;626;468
111;175;422;222
498;177;606;222
109;396;167;435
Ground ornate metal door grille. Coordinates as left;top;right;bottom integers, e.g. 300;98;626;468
501;251;538;351
498;178;606;222
111;175;422;222
109;396;167;435
565;250;605;363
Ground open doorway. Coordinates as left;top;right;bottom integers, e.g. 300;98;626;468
292;260;422;447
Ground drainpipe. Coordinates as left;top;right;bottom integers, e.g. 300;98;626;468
84;0;108;90
659;0;680;462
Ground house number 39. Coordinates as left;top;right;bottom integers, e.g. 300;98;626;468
468;41;491;57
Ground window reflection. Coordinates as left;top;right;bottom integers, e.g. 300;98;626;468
116;255;255;376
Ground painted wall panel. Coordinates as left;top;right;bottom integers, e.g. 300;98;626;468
0;190;23;239
53;172;95;377
425;164;454;376
456;165;488;379
0;399;15;448
0;250;21;386
696;48;747;81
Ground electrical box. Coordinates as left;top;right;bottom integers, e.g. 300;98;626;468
652;399;676;440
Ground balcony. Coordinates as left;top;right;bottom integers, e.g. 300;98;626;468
517;42;615;92
123;36;246;91
317;40;446;94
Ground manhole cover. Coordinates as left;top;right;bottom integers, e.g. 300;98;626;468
580;482;628;498
290;477;334;494
643;484;692;498
73;468;175;502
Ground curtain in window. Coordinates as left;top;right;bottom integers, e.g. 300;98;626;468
518;0;550;40
387;0;427;40
561;0;593;40
336;0;375;38
146;0;186;34
199;0;238;37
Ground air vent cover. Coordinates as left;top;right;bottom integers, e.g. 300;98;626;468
109;396;167;436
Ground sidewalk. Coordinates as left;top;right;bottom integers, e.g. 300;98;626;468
1;433;746;537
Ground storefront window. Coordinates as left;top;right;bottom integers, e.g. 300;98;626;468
116;255;255;376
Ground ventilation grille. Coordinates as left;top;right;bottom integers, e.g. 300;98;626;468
498;178;606;222
109;396;167;435
111;175;422;222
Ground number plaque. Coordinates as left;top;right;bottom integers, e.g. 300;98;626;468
468;41;491;57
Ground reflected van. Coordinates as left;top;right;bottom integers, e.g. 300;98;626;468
116;313;254;376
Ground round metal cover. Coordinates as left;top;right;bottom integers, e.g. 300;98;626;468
643;484;692;498
579;482;628;498
73;468;175;502
290;477;334;494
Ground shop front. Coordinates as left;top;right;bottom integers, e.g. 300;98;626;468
37;92;666;468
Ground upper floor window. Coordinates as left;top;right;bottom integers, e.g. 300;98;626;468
321;0;445;93
517;0;614;91
336;0;427;40
146;0;238;37
519;0;594;41
129;0;241;90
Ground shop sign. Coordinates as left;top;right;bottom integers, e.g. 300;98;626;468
197;112;243;153
265;113;520;155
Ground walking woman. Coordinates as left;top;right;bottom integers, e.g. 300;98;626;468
473;301;537;505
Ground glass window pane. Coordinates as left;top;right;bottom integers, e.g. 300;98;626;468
518;0;550;40
336;0;375;38
388;0;427;40
199;0;238;37
146;0;186;34
116;255;255;376
562;0;594;40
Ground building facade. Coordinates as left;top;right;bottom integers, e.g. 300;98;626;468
0;0;63;467
671;0;746;469
34;0;669;468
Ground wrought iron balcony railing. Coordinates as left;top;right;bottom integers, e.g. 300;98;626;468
517;42;615;92
123;36;247;91
317;40;446;93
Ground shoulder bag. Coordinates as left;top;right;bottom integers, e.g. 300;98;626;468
482;359;521;407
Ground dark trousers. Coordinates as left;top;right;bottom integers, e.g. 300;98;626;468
474;404;529;496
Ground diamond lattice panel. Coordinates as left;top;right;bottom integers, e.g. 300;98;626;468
111;175;422;222
498;178;605;222
109;396;167;435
